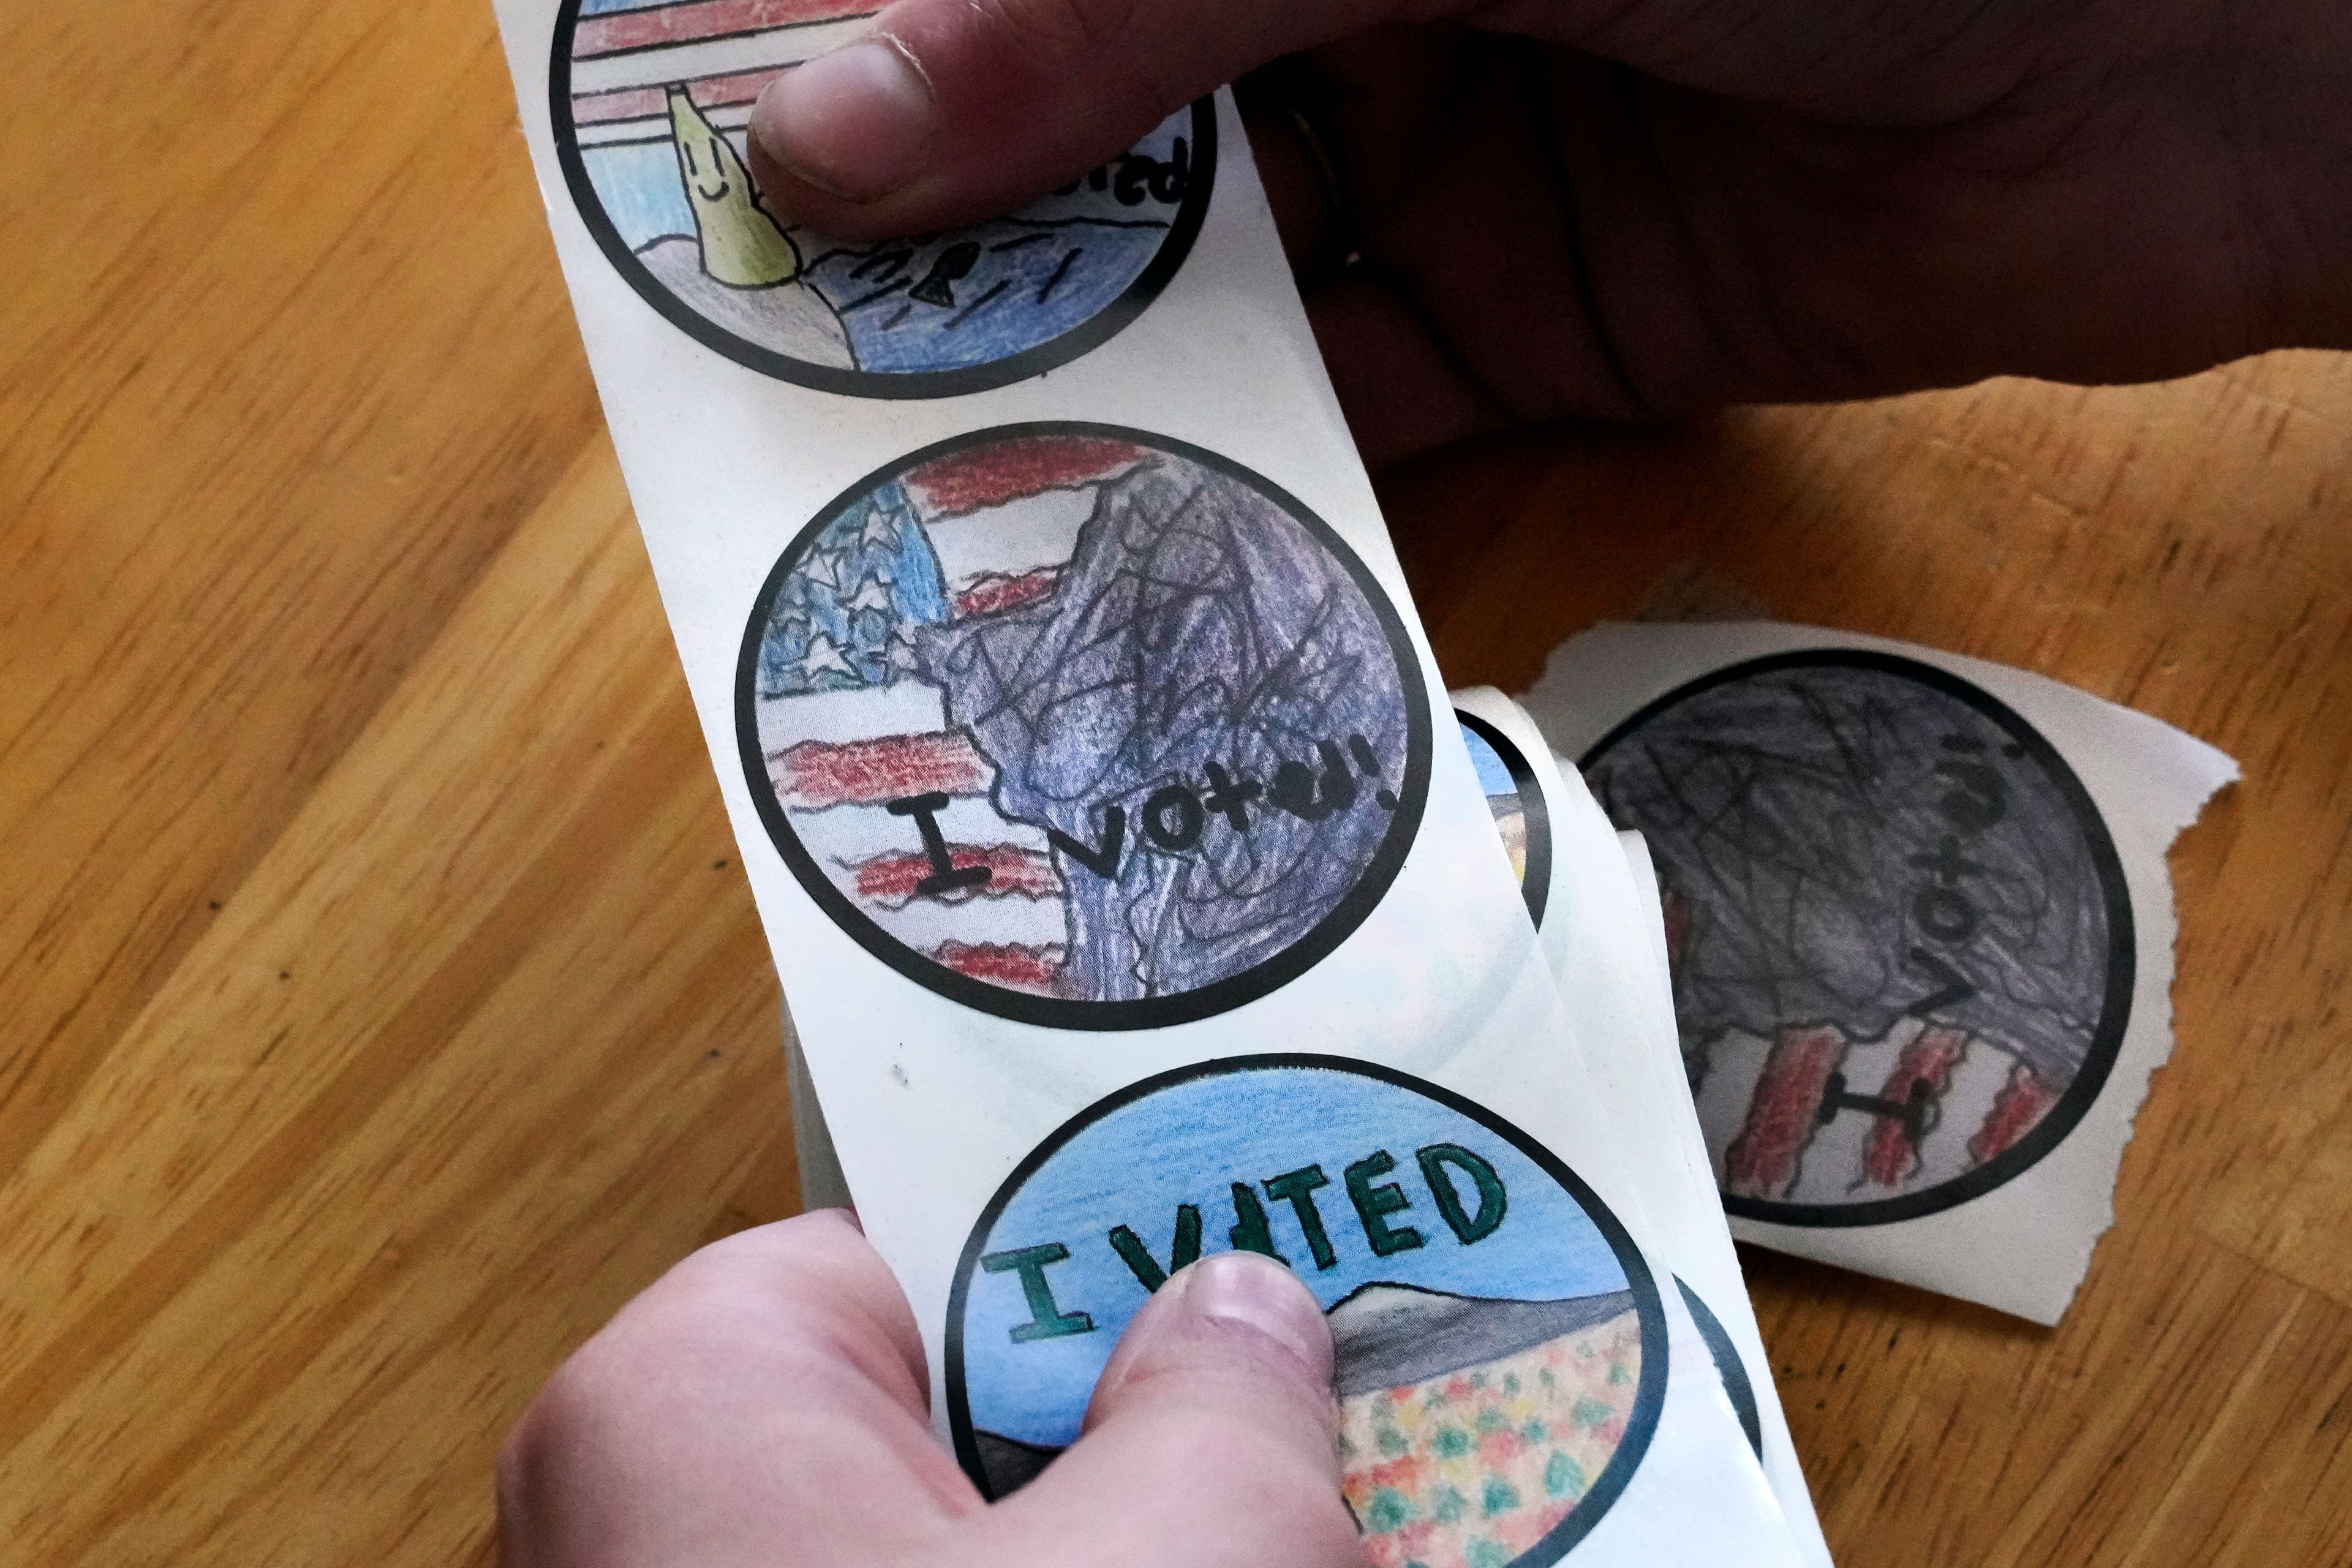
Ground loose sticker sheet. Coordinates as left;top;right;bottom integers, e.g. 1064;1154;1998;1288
489;3;1801;1561
1452;689;1833;1568
1523;624;2237;1323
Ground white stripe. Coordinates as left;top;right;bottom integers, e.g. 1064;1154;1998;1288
854;889;1072;951
927;486;1101;589
569;18;870;96
756;680;950;756
789;799;1050;862
578;105;753;146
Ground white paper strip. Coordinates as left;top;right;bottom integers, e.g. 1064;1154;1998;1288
492;0;1803;1555
1452;688;1834;1567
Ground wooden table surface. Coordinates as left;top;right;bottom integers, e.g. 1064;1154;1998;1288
6;2;2350;1564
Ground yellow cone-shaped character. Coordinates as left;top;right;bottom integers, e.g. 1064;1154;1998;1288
666;85;801;288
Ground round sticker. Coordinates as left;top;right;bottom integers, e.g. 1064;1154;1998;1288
1458;710;1551;928
549;1;1214;398
1581;650;2133;1226
737;426;1431;1030
945;1056;1667;1567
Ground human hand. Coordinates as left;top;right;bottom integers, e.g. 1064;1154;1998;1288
497;1208;1366;1568
741;0;2352;465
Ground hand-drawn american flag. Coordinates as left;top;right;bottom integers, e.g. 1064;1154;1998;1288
755;435;1150;993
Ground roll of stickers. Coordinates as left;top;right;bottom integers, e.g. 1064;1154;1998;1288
1452;688;1834;1568
489;3;1802;1561
1524;622;2237;1324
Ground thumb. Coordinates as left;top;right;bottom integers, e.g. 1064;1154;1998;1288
970;1251;1368;1568
742;0;1393;239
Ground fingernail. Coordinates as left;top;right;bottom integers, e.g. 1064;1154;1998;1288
750;39;935;203
1177;1253;1335;1384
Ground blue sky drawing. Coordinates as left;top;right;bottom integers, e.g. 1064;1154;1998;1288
963;1066;1629;1447
1463;721;1518;801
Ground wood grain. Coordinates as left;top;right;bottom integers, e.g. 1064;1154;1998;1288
2;0;2346;1562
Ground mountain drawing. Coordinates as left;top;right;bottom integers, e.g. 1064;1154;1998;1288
1327;1281;1635;1396
968;1275;1649;1568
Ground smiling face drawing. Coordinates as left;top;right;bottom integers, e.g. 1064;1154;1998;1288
665;85;801;288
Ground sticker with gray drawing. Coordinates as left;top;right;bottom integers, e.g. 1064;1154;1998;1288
551;0;1213;396
735;426;1430;1030
1580;651;2133;1227
944;1057;1667;1568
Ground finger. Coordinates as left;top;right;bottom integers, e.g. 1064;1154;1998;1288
965;1252;1366;1568
743;0;1418;239
1306;270;1510;469
498;1211;978;1567
1306;29;1659;420
1237;69;1351;285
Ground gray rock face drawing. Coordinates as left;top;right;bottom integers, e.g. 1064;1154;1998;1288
915;456;1410;1002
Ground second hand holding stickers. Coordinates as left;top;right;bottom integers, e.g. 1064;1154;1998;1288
493;1;1809;1556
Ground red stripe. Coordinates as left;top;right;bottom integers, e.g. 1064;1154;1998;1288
934;941;1065;992
773;732;989;810
1725;1025;1845;1199
851;844;1061;907
954;569;1060;617
573;66;786;125
576;0;876;57
907;435;1142;518
1968;1063;2057;1166
1862;1025;1968;1186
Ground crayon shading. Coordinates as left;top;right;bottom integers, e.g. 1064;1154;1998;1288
742;429;1424;1027
1581;652;2130;1223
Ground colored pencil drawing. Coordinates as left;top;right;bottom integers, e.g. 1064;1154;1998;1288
552;0;1213;394
736;427;1429;1030
1581;651;2132;1226
1459;710;1550;928
944;1058;1665;1568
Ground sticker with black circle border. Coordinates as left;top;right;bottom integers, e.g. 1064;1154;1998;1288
737;424;1431;1031
1458;709;1551;929
944;1055;1667;1566
549;0;1215;398
1579;649;2133;1227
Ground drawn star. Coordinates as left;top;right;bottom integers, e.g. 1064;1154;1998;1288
796;631;857;685
797;546;848;598
860;503;907;552
844;576;897;619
